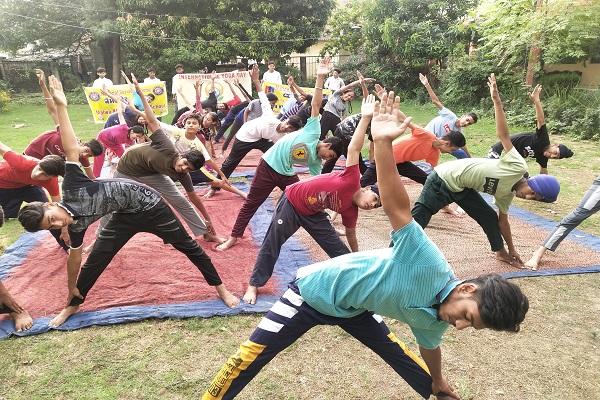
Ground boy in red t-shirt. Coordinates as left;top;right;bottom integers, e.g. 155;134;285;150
0;140;68;250
242;95;381;305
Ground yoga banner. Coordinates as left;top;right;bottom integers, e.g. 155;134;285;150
261;82;332;114
84;82;169;123
176;71;252;108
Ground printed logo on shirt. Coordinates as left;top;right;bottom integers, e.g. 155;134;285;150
443;123;452;134
291;143;309;163
483;177;500;195
523;146;535;158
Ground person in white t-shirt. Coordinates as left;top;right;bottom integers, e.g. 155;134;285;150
324;68;345;91
144;67;161;84
92;67;113;88
172;64;193;110
262;61;282;84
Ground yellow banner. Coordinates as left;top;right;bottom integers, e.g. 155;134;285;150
176;71;252;108
84;82;168;123
261;82;332;114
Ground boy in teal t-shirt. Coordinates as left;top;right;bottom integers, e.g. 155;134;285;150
217;58;343;251
202;89;530;400
412;75;560;267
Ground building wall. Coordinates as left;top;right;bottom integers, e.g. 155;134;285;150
544;61;600;88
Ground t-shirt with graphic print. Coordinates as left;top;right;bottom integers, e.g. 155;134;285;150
434;146;527;213
61;162;161;248
262;116;322;177
424;107;463;139
334;113;371;142
489;124;550;169
285;164;360;228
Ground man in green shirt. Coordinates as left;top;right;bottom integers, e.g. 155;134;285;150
201;90;529;400
412;75;560;267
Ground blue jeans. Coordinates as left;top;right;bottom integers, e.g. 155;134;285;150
450;148;469;159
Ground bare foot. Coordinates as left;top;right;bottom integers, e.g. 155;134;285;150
11;310;33;332
242;286;258;305
203;189;216;199
215;285;239;308
49;305;80;327
203;232;226;244
524;246;546;270
216;237;238;251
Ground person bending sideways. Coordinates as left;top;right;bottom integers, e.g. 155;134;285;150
216;57;343;251
488;84;573;174
202;91;529;400
17;76;239;327
419;73;477;160
411;75;560;267
206;65;302;199
242;95;381;305
525;174;600;270
114;74;223;242
0;141;68;251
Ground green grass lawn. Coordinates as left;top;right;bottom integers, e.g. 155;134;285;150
1;97;600;399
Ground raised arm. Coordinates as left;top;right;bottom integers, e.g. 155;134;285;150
419;73;444;110
346;95;375;167
132;73;160;132
488;74;512;152
48;76;79;162
529;84;545;128
311;57;332;117
371;92;413;230
356;71;369;98
35;69;59;125
289;76;307;99
338;76;375;94
193;79;205;113
234;75;252;101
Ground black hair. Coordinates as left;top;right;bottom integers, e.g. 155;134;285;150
333;68;341;74
96;67;106;73
183;150;205;170
236;62;247;70
286;115;304;130
304;94;313;104
185;113;202;124
147;67;156;73
84;139;104;157
464;274;529;332
467;112;478;123
204;112;221;129
441;131;466;148
38;155;65;176
266;93;278;102
18;202;46;232
322;136;344;158
145;93;156;102
175;64;184;69
128;125;146;137
268;60;276;66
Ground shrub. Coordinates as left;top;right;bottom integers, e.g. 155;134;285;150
0;87;10;111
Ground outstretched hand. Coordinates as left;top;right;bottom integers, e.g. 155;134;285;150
194;79;202;90
48;75;68;107
488;73;500;101
287;75;294;85
35;68;46;85
418;73;429;86
316;56;333;77
360;94;376;118
374;83;386;100
250;64;260;82
529;84;542;103
371;91;411;141
211;70;217;81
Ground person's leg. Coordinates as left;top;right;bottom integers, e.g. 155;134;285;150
217;160;280;250
411;172;453;229
360;163;378;187
396;162;429;185
221;139;263;179
50;214;136;327
116;172;208;237
214;109;237;142
358;152;368;174
454;190;504;251
301;212;350;258
245;196;301;303
171;106;190;125
319;111;340;140
544;177;600;252
339;312;433;399
320;155;340;174
202;284;333;400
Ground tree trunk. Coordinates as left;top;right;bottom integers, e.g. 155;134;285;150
111;35;121;84
525;0;545;86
